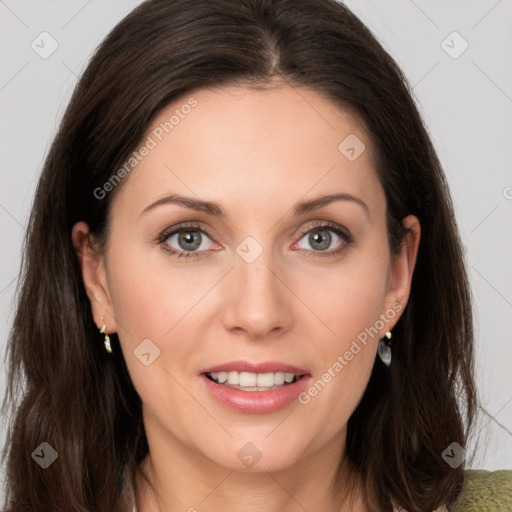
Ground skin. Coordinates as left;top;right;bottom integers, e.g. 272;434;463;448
73;82;421;512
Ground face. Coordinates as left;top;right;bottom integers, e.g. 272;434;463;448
74;82;420;475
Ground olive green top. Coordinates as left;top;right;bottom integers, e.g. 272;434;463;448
452;469;512;511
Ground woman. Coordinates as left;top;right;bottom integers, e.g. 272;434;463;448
2;0;511;511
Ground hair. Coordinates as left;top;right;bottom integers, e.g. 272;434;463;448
1;0;477;511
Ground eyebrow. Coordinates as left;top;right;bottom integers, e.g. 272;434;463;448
139;192;370;219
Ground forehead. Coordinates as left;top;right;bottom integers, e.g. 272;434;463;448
154;83;371;156
112;83;384;220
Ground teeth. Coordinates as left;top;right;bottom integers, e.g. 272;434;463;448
240;372;257;387
256;372;274;387
206;371;300;389
274;372;285;385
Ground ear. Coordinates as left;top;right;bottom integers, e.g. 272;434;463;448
71;221;117;334
381;214;421;331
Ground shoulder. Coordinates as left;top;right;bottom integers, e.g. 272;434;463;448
452;469;512;511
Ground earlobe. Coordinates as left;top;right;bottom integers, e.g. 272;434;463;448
71;221;116;333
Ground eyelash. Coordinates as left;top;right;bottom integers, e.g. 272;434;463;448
156;221;352;259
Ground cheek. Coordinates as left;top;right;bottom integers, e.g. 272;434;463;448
296;315;379;444
298;245;390;341
107;258;198;422
293;245;390;421
106;242;208;339
103;246;184;382
105;243;220;390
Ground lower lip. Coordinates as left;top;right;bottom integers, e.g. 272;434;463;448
200;374;311;414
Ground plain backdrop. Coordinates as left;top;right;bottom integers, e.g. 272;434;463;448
1;0;511;490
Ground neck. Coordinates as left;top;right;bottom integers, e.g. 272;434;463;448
134;426;366;512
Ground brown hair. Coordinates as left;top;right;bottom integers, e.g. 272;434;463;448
1;1;477;511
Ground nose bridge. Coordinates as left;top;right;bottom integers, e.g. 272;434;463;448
234;232;281;303
222;232;292;338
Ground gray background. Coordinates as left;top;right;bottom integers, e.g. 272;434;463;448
1;0;511;489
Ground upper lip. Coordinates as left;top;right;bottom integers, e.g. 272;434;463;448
200;360;309;376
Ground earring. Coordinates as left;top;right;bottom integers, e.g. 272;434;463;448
100;321;112;354
377;331;392;366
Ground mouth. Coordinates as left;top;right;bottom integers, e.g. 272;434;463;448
204;370;305;391
199;361;311;413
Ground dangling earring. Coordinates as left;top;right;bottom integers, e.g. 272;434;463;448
100;320;112;354
378;331;392;366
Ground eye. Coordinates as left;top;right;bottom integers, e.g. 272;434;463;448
157;223;217;258
294;221;351;256
157;221;352;260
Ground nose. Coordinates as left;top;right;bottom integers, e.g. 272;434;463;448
221;243;293;340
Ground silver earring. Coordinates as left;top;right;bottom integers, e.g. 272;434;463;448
378;331;392;366
100;320;112;354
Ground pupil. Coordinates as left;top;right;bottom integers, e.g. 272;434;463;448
179;230;201;251
310;229;331;250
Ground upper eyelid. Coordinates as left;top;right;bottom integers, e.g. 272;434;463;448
298;220;350;236
159;220;351;247
157;222;216;245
